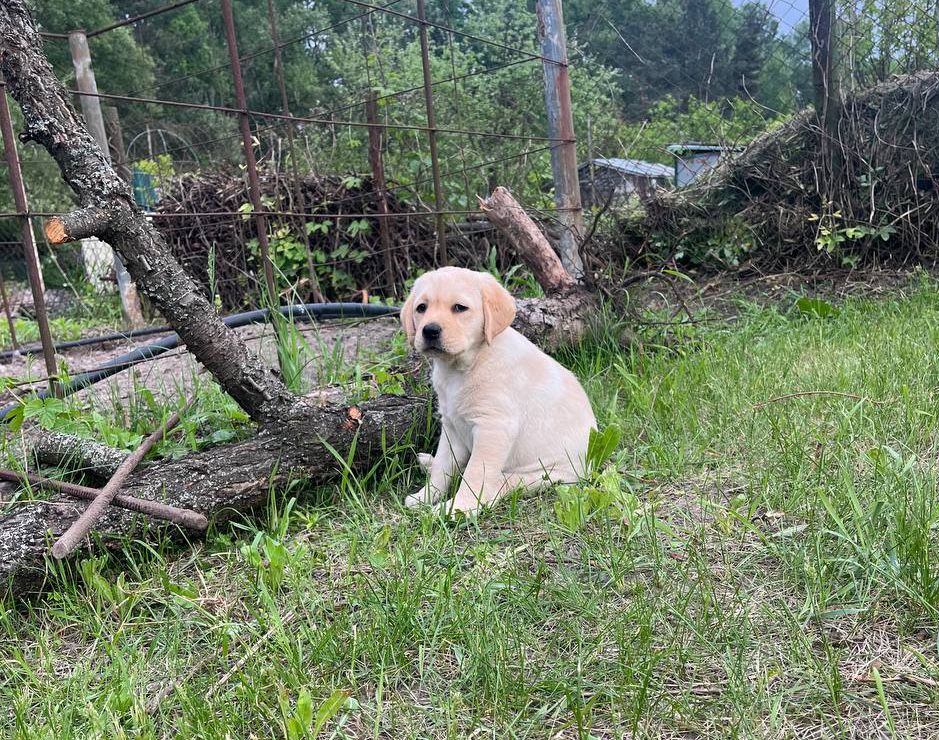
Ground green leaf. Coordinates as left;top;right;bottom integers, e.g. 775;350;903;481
4;404;23;433
295;688;314;729
795;297;840;319
586;425;622;473
23;397;70;427
312;689;350;738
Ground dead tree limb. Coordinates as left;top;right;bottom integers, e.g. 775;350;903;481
479;187;598;351
1;395;429;595
479;187;577;294
51;397;194;559
0;470;207;530
23;429;126;478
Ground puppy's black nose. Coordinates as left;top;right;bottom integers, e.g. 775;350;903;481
422;323;442;342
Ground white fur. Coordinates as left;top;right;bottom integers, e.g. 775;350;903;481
401;267;596;515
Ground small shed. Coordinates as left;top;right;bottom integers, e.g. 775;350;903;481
667;143;739;187
578;157;673;208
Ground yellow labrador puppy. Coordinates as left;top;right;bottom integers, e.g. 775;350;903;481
401;266;596;514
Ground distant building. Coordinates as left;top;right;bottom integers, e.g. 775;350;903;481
578;157;673;208
667;143;740;187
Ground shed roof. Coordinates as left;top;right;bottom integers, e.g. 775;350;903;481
581;157;673;179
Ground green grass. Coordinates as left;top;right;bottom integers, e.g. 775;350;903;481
0;315;108;348
3;277;939;738
0;290;124;348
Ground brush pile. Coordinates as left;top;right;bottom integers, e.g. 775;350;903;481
626;71;939;269
152;170;523;309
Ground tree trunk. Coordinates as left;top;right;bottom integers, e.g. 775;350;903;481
1;395;429;595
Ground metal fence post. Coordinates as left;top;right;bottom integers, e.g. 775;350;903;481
68;30;146;327
366;90;397;295
415;0;448;266
220;0;279;310
265;0;324;302
0;268;18;352
0;79;58;393
536;0;585;280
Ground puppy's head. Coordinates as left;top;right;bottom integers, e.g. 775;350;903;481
400;267;516;358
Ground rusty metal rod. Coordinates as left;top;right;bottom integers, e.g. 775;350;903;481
220;0;278;309
0;469;207;530
87;0;203;38
37;0;202;40
51;397;196;559
416;0;447;266
13;143;562;212
17;207;578;224
266;0;323;302
323;57;536;119
0;267;18;351
0;77;58;394
126;0;405;99
330;0;565;66
365;90;397;295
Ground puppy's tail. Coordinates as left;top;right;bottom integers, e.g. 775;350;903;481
417;453;433;472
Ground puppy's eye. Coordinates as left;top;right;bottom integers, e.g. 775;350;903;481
415;303;427;314
452;304;469;313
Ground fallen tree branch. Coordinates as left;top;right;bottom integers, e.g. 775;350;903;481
0;469;207;530
1;394;430;595
23;428;126;478
479;187;577;294
51;397;195;559
479;186;599;350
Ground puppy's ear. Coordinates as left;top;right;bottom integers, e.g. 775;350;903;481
481;277;516;344
400;290;417;347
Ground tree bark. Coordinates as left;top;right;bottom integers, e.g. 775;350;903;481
1;395;429;596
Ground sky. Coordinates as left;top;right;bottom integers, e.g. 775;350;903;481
741;0;809;34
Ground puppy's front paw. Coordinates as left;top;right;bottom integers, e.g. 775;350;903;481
404;488;432;508
433;496;480;518
416;453;433;472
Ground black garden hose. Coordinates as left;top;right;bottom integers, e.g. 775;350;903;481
0;324;177;362
0;302;400;421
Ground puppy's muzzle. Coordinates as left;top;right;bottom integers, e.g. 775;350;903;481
421;323;442;350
